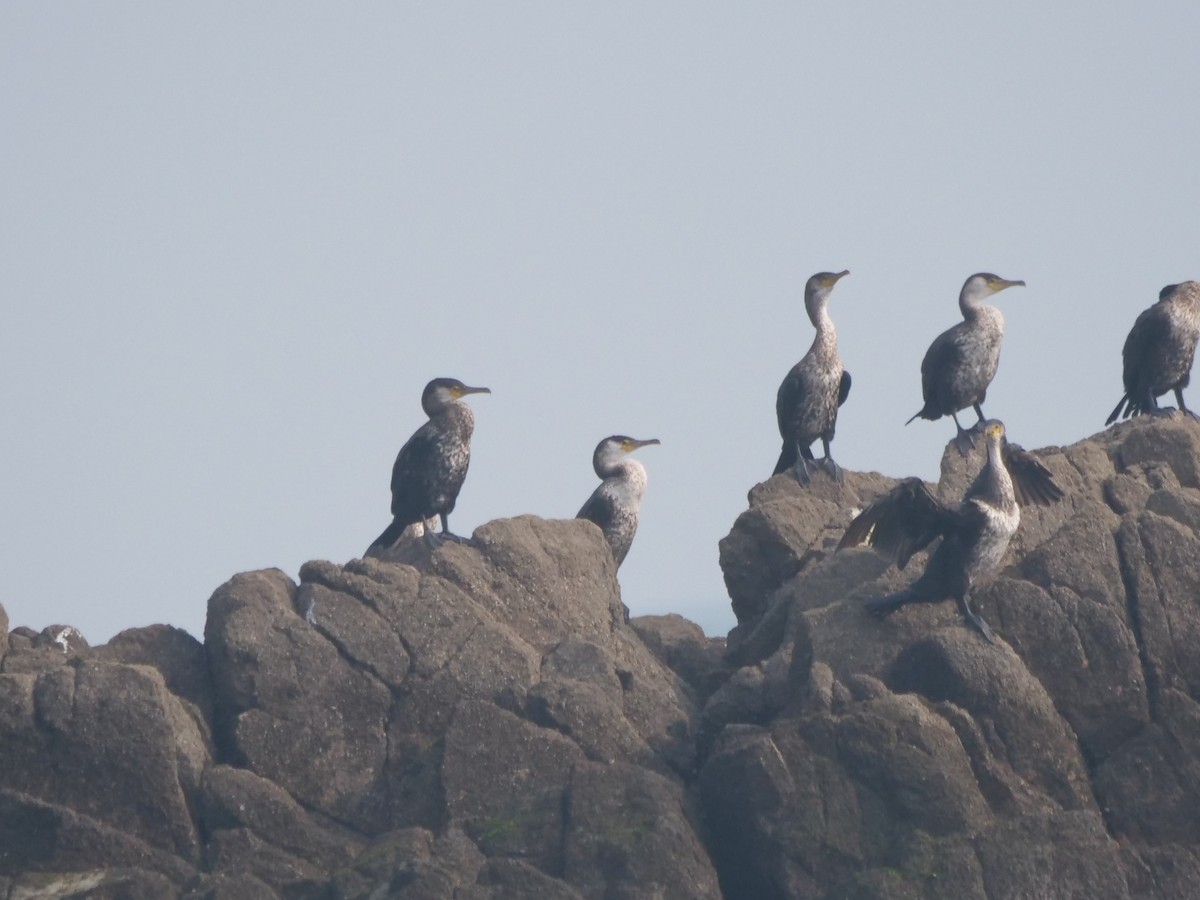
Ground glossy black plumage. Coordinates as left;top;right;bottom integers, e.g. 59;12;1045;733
367;377;490;552
1106;281;1200;425
839;421;1062;642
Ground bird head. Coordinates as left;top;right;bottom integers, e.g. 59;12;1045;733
422;378;491;413
962;273;1025;302
804;270;849;316
593;435;660;471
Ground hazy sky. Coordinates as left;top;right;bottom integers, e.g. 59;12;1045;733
3;4;1198;643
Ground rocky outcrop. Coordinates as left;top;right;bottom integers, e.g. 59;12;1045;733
2;417;1200;898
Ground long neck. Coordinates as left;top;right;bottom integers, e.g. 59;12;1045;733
959;288;994;322
984;438;1014;502
807;300;837;356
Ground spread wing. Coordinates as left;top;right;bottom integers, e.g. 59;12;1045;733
838;370;851;407
838;477;960;570
1002;441;1064;507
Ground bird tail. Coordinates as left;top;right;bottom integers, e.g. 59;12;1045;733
773;441;797;476
366;518;407;555
864;588;919;620
1105;394;1130;425
905;407;928;426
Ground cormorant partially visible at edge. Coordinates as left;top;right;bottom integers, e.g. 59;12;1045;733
1106;281;1200;425
838;420;1062;643
367;377;491;553
577;435;660;568
907;273;1025;455
774;270;851;484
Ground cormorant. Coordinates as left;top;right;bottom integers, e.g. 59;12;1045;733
838;420;1062;643
774;270;851;484
367;377;490;552
1106;281;1200;425
907;273;1025;455
577;435;660;568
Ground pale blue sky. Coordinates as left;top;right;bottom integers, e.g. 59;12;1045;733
3;4;1198;642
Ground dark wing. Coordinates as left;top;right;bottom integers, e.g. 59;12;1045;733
776;365;806;440
919;324;968;407
577;486;616;530
1002;441;1064;507
838;477;959;570
838;370;851;407
1121;305;1171;395
389;422;441;521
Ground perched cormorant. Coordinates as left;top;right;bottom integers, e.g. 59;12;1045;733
838;420;1062;643
907;273;1025;455
367;377;490;552
774;270;851;484
577;435;660;568
1106;281;1200;425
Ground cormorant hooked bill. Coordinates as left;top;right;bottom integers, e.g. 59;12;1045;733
774;270;851;484
906;273;1025;455
1106;281;1200;425
367;377;490;553
577;435;660;568
838;420;1063;643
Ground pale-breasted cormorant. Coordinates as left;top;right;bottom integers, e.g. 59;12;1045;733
838;420;1062;643
1106;281;1200;424
774;270;851;484
906;273;1025;454
367;377;490;552
577;435;660;568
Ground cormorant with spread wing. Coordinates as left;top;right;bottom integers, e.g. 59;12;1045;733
577;435;660;568
1106;281;1200;424
838;420;1062;643
367;377;490;552
907;273;1025;455
774;270;851;484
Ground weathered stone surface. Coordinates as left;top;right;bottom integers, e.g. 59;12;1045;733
631;613;729;700
563;762;722;900
96;623;214;728
1;623;90;675
0;659;208;863
5;419;1200;898
204;569;392;833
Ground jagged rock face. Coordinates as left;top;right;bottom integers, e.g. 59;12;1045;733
708;415;1200;899
2;420;1200;898
0;514;718;899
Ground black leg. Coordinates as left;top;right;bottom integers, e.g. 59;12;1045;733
951;413;976;456
957;596;997;643
792;453;813;485
819;437;844;484
972;404;987;425
1175;388;1200;421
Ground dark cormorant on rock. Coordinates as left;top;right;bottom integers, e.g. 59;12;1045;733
838;420;1062;643
1106;281;1200;425
367;377;491;552
577;435;660;568
774;270;851;484
906;273;1025;455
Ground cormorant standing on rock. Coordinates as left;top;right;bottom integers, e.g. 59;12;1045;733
774;270;851;484
1106;281;1200;425
838;420;1062;643
907;273;1025;455
367;377;490;553
577;435;660;568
